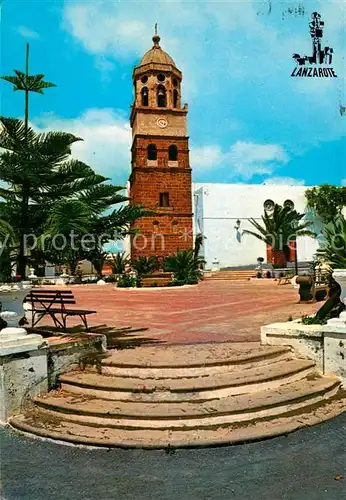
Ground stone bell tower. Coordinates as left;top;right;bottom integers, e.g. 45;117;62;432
129;30;193;260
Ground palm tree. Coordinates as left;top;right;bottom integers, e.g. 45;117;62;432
193;233;206;272
243;203;315;267
316;215;346;268
1;44;56;134
131;256;160;276
109;252;130;275
1;44;56;276
164;249;204;283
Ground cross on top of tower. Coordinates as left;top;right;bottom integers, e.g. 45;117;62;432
152;23;160;47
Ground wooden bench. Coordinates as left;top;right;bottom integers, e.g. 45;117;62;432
278;276;293;285
26;289;96;330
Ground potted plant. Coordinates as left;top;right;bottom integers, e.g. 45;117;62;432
243;203;315;268
316;215;346;307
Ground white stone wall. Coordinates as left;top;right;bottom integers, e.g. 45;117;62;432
193;183;321;269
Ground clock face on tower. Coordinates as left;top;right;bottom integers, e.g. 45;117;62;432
156;117;168;128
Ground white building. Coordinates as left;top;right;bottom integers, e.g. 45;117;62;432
193;183;322;270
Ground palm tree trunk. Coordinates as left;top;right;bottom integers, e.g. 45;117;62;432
18;44;30;279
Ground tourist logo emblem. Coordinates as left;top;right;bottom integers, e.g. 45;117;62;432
291;12;337;78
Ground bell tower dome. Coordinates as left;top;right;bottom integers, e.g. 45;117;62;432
129;29;193;260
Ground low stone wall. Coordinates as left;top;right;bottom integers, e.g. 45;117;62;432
0;348;48;423
47;333;106;389
261;320;345;386
0;332;106;424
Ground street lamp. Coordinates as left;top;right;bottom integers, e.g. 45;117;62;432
292;221;299;275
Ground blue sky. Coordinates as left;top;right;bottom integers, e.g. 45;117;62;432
2;0;345;187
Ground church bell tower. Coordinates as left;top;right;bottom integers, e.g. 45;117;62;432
129;30;193;260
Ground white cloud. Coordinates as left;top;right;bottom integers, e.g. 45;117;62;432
263;176;305;186
191;141;288;180
63;3;157;60
342;179;346;186
32;108;131;184
16;26;40;39
190;145;223;170
229;141;289;177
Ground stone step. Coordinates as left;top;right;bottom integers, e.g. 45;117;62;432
99;344;293;379
59;359;316;402
204;271;256;281
33;375;341;430
10;391;346;448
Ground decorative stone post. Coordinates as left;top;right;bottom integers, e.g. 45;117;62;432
332;269;346;305
0;282;43;355
325;269;346;329
211;257;220;272
56;268;70;286
0;282;47;423
28;268;37;280
322;269;346;386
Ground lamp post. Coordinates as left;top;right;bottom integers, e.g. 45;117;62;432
291;221;299;275
294;238;299;275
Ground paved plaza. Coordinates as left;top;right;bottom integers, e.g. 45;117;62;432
38;280;321;344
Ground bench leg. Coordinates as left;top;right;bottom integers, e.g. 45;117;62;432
80;315;89;331
50;313;64;329
32;312;46;328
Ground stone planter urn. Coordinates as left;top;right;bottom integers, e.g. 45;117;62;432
56;268;70;286
296;275;313;302
0;282;43;355
332;269;346;305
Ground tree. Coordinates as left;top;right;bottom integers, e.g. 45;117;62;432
1;43;56;277
242;203;315;267
0;219;15;282
0;117;107;276
305;185;346;224
0;116;149;278
193;233;205;263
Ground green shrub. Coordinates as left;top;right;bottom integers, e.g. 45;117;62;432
131;256;160;276
167;279;185;287
316;215;346;268
300;314;327;325
117;274;137;288
164;249;204;283
184;278;198;285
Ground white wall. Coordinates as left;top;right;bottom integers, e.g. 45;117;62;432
193;183;320;269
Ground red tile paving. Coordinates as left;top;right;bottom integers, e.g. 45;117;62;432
36;280;322;345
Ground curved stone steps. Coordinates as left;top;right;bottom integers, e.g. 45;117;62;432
32;375;341;430
100;344;293;379
59;359;316;402
9;391;346;449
